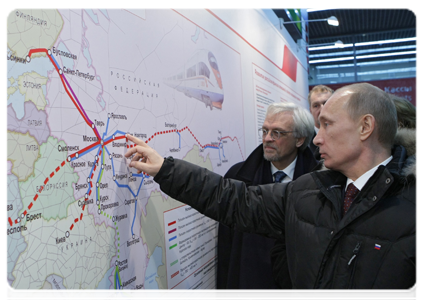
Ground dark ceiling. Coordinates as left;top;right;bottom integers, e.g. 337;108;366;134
272;9;416;64
305;9;416;45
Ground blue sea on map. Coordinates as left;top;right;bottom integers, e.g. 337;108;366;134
7;8;246;290
57;42;75;69
98;8;109;19
84;8;98;24
82;36;93;67
7;58;50;119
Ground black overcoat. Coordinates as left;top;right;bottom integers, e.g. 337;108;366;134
217;144;318;289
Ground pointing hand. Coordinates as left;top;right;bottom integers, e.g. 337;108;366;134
124;134;164;177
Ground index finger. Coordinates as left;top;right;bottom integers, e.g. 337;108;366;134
126;134;146;147
124;134;148;158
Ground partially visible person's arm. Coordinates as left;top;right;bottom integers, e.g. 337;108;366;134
125;134;288;239
155;156;288;239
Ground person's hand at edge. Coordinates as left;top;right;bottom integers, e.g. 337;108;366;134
124;134;165;177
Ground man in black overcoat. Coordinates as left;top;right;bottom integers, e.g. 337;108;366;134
216;102;319;289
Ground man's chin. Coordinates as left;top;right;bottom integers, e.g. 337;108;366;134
263;153;279;162
322;159;338;171
322;160;329;168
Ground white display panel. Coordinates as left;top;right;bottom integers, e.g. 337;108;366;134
7;9;307;290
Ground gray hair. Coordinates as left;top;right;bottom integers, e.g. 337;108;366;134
266;102;315;151
339;83;398;148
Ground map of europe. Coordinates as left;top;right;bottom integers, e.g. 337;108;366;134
7;9;245;289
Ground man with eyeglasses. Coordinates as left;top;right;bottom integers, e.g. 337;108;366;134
216;102;319;289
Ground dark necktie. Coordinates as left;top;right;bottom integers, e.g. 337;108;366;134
343;183;360;216
274;171;287;183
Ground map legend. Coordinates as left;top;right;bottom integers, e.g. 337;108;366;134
164;205;218;289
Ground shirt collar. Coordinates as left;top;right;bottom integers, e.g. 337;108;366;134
271;156;297;183
346;156;393;191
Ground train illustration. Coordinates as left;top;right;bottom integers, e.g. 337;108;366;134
164;49;224;110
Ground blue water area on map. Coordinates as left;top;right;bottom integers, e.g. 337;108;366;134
85;9;99;24
97;94;106;109
144;246;163;289
8;55;51;78
7;57;52;119
191;26;200;43
82;36;93;68
100;10;109;19
7;87;25;120
57;42;75;70
97;266;114;289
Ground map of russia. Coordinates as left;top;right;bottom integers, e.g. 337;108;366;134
8;9;246;290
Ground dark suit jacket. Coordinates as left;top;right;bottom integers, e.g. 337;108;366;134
216;144;319;289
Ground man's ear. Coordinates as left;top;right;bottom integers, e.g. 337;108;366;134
296;137;306;148
359;114;375;141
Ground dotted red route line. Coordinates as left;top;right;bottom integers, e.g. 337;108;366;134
8;48;113;230
126;126;244;160
9;128;244;229
8;147;104;230
8;160;67;227
69;151;103;231
220;135;244;161
10;50;244;231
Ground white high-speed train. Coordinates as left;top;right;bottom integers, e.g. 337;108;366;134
164;49;224;110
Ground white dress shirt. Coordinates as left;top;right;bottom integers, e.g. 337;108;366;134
345;156;393;191
271;156;297;183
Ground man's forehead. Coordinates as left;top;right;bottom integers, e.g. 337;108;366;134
320;92;351;119
264;111;293;125
311;91;331;100
325;89;353;106
336;89;354;98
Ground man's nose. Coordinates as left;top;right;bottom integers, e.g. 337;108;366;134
313;130;322;146
263;131;273;142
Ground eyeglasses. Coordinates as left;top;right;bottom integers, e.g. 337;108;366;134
258;128;295;140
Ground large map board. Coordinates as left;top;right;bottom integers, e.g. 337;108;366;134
7;9;308;290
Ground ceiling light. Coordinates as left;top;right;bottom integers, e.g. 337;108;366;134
282;16;339;27
309;50;354;58
309;40;347;51
314;58;416;69
310;50;416;64
334;40;344;47
309;56;355;64
307;8;339;12
309;37;416;52
355;37;416;47
356;50;417;59
327;16;339;26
